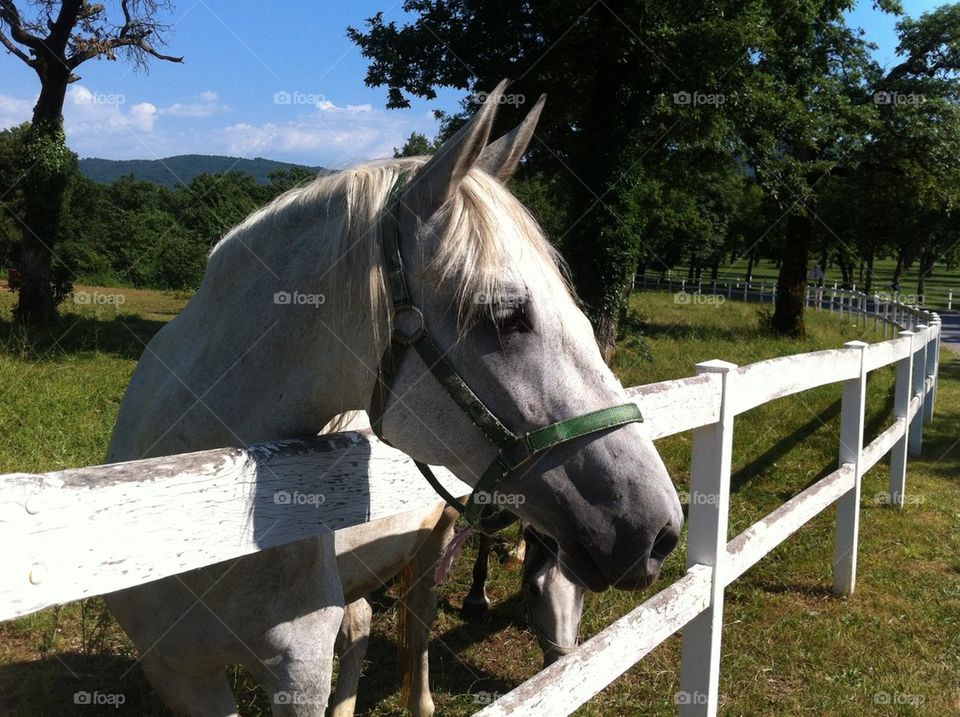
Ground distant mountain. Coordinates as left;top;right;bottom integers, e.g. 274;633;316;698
78;154;330;188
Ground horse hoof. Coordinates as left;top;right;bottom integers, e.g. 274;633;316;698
460;596;489;621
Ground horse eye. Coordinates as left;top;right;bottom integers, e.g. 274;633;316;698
495;304;532;334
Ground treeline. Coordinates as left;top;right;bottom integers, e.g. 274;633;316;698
0;123;318;293
350;1;960;342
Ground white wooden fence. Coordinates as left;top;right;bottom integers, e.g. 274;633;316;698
0;298;942;716
635;273;958;312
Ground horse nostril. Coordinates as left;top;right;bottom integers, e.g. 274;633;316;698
651;521;680;562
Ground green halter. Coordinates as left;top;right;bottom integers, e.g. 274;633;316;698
369;172;644;529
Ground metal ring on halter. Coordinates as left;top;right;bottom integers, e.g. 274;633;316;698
392;305;426;345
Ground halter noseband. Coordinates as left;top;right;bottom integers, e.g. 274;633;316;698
368;172;644;530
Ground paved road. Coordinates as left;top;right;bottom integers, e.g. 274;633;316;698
938;311;960;354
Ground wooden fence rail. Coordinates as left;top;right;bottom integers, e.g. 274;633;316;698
0;298;942;716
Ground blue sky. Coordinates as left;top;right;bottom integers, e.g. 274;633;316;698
0;0;946;167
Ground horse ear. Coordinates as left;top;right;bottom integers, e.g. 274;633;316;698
477;94;546;182
404;79;509;220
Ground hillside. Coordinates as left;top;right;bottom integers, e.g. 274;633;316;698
78;154;329;188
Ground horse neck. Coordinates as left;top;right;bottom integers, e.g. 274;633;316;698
195;209;387;432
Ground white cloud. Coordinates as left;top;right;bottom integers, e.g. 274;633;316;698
0;94;34;128
161;91;229;118
0;88;439;167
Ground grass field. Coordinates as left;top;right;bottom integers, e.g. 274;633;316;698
657;257;960;309
0;285;958;715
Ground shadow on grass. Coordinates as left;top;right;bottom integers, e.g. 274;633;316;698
638;317;766;344
0;651;164;716
0;314;167;362
915;355;960;480
357;585;534;712
730;376;897;499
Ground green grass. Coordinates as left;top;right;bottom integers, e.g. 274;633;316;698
655;257;960;308
1;287;958;715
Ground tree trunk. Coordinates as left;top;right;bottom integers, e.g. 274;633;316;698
562;0;634;362
864;251;874;293
13;62;72;328
710;262;719;282
772;211;811;337
917;249;934;299
892;248;905;288
745;254;755;284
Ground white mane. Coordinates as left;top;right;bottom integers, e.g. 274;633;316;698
207;157;571;345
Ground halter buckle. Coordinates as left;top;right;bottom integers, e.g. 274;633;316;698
393;305;426;345
498;436;534;472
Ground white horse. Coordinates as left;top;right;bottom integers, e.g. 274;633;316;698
104;81;682;715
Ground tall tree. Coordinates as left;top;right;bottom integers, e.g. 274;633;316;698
736;1;893;336
348;0;756;358
0;0;181;327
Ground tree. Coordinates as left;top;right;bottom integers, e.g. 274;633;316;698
0;122;30;275
0;0;181;327
348;0;757;358
733;1;895;336
394;131;438;157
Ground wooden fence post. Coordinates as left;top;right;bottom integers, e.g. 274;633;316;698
679;360;737;717
833;341;868;597
909;325;927;457
887;330;915;509
924;319;940;423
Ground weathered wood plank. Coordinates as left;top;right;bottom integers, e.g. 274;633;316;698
0;432;470;621
863;335;911;374
862;418;905;476
732;349;859;415
475;565;713;717
627;373;722;439
725;464;855;585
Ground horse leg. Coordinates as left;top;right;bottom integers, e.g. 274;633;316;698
244;537;345;717
138;654;238;717
461;532;492;620
400;505;459;717
327;598;373;717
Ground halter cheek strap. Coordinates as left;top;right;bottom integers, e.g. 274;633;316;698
369;172;644;531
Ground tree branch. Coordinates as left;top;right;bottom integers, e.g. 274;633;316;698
0;0;44;52
68;30;182;67
0;25;33;65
